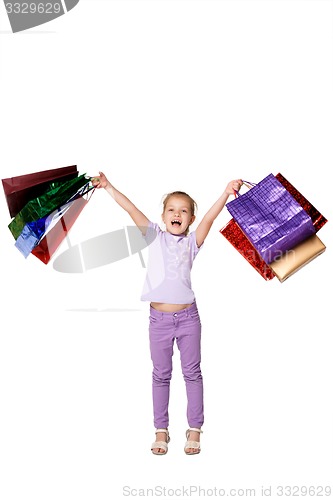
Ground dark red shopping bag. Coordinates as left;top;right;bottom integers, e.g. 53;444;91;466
275;173;327;231
2;165;78;218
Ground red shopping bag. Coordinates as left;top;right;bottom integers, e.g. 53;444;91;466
221;218;275;280
31;189;94;264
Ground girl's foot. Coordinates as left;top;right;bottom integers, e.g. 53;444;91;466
151;429;170;455
184;427;202;455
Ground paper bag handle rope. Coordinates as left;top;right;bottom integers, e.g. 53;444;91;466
233;179;257;197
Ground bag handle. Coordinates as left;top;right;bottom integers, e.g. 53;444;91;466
233;179;257;197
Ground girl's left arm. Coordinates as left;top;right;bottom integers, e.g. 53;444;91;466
195;179;242;247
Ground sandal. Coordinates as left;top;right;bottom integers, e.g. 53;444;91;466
151;428;170;455
184;427;202;455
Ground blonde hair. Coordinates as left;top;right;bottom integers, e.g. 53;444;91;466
162;191;197;235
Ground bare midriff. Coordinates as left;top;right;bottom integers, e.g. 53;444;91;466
150;302;192;312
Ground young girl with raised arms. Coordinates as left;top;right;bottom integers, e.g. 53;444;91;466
92;172;242;455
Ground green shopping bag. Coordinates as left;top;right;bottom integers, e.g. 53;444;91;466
8;174;90;239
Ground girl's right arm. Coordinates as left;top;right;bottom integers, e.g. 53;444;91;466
91;171;150;234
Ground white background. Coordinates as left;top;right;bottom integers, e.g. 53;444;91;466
0;1;332;498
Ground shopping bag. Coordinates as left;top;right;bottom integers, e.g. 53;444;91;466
8;174;90;240
31;188;94;264
221;173;327;279
275;173;327;231
2;165;78;218
269;234;326;282
226;173;316;264
220;218;275;280
14;183;92;258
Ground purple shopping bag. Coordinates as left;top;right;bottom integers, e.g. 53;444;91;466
226;174;315;264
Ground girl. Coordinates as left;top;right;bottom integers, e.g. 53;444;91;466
92;172;242;455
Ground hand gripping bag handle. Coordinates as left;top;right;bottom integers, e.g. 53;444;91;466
233;179;256;197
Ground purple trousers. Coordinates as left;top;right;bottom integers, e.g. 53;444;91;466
149;302;204;429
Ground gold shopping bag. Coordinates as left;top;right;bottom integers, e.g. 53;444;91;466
269;234;326;282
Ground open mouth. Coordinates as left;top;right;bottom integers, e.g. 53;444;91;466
171;220;182;227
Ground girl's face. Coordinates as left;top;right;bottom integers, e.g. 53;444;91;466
162;195;196;235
